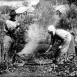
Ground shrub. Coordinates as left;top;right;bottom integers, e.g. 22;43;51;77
0;6;14;14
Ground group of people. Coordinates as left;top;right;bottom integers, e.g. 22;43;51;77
3;4;76;64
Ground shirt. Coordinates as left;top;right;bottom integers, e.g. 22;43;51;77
51;29;71;46
56;29;70;40
4;20;19;32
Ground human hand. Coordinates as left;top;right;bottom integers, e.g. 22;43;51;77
59;45;62;49
46;45;52;53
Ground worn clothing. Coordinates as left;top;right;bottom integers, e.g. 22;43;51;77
57;35;75;62
55;29;72;52
49;28;75;61
51;29;72;50
4;20;19;33
3;19;19;60
51;32;64;46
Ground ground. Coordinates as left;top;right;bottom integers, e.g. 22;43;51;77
0;40;77;77
0;55;77;77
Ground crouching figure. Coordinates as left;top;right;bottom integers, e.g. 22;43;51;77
47;25;76;63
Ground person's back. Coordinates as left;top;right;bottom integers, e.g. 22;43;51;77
56;29;71;40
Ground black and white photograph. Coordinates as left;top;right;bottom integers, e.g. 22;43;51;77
0;0;77;77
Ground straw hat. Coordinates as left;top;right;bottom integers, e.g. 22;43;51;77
9;10;17;16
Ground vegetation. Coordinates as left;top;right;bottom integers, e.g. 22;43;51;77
0;0;77;76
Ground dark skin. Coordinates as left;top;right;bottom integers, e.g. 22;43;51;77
9;15;16;21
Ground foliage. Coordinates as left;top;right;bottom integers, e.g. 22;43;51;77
0;0;77;76
0;6;14;14
67;0;77;5
36;0;55;29
68;4;77;28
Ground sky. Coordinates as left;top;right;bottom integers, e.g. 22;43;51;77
0;0;40;7
27;0;40;6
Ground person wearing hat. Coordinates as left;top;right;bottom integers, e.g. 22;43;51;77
53;4;70;29
3;9;20;61
47;25;75;63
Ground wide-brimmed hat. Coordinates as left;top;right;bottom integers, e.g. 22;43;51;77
9;10;17;16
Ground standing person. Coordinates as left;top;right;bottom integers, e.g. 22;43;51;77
3;10;20;62
47;25;75;63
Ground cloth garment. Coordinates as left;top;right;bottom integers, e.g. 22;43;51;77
3;19;19;61
48;25;75;62
55;31;75;62
57;35;75;62
4;20;19;32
